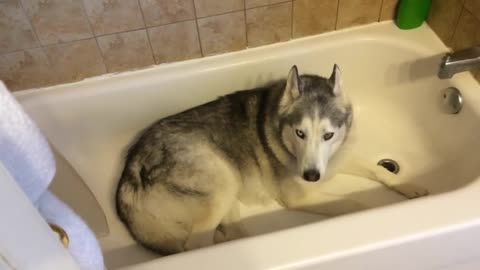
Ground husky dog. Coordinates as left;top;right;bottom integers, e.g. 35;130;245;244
116;65;428;254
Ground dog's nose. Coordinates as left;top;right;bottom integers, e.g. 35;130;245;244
303;169;320;182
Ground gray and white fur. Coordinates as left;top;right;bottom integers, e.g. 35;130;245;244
116;65;428;254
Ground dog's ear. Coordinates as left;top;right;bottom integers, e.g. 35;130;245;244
280;65;301;109
328;64;342;96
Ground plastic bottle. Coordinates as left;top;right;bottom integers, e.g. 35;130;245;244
396;0;432;30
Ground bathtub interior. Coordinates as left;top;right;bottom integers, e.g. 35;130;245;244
14;23;480;269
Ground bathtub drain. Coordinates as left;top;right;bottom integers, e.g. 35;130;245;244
377;159;400;174
441;87;463;114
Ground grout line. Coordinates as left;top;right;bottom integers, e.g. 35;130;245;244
41;36;102;49
335;0;341;30
16;0;52;65
17;0;43;48
9;3;295;58
93;26;146;38
137;0;157;64
78;0;107;72
134;17;197;30
93;38;108;73
0;46;43;56
246;0;291;10
193;1;292;19
144;27;158;64
291;0;294;39
31;28;154;51
448;7;466;47
24;27;168;51
196;9;244;19
244;0;249;48
136;0;148;29
450;5;480;47
192;0;205;57
378;0;385;22
471;9;480;25
0;53;10;78
79;0;96;37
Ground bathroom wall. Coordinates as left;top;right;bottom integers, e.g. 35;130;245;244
427;0;480;81
0;0;398;91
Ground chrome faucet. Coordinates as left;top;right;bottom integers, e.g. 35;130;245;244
438;46;480;79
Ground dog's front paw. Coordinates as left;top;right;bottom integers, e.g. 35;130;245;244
392;183;429;199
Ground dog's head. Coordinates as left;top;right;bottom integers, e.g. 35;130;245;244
278;65;352;182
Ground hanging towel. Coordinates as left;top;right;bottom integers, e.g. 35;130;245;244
37;191;104;270
0;81;55;202
0;81;104;270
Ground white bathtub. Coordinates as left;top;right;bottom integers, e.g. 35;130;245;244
15;22;480;269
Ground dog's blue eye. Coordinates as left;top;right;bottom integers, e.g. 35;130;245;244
323;132;334;140
295;129;305;139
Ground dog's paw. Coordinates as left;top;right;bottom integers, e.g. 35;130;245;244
214;223;247;244
392;183;429;199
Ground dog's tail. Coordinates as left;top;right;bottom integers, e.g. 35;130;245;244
115;161;142;222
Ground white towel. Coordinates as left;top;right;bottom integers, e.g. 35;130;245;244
37;191;104;270
0;81;104;270
0;81;55;202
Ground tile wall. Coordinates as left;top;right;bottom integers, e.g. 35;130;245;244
428;0;480;81
1;0;399;91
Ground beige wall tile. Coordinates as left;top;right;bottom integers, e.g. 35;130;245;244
0;48;53;91
44;39;106;84
83;0;144;36
148;20;201;63
380;0;398;21
194;0;244;17
293;0;337;38
451;8;480;51
0;1;39;53
465;0;480;21
21;0;92;45
140;0;195;27
97;29;154;73
198;11;247;55
247;2;291;47
246;0;287;9
337;0;382;29
0;55;9;86
2;0;413;91
427;0;464;46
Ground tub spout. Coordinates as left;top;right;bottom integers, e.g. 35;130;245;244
438;46;480;79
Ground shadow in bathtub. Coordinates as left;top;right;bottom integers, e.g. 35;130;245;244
103;243;160;269
107;183;411;263
410;141;480;194
227;186;414;238
412;100;480;194
384;53;445;85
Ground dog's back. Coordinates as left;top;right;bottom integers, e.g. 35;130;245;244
116;85;282;253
